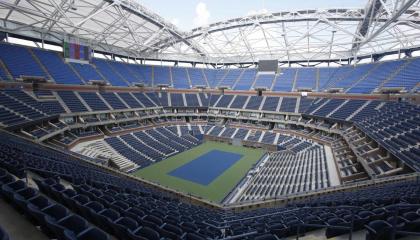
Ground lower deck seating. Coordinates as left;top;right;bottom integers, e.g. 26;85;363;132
0;132;420;240
239;146;329;202
104;126;201;168
0;168;109;240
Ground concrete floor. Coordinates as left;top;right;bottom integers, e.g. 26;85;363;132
0;198;48;240
285;228;420;240
324;145;340;186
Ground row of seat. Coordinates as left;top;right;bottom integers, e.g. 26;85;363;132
104;126;201;168
239;146;329;202
2;43;419;92
1;129;420;239
0;168;109;240
355;102;420;171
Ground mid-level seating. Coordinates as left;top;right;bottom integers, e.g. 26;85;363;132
185;93;200;107
215;95;234;108
245;96;263;110
312;99;346;117
78;92;109;111
57;91;88;113
0;91;47;122
230;95;248;109
117;92;142;108
262;97;280;111
100;92;127;110
329;100;366;120
355;102;420;171
170;93;185;107
279;97;297;112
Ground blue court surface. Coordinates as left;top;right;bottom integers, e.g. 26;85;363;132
168;150;243;185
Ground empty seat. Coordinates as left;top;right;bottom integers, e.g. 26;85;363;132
0;225;9;240
1;180;26;201
111;217;138;239
365;220;393;240
64;226;109;240
48;215;89;240
130;226;160;240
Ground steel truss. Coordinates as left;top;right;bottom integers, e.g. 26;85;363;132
0;0;420;64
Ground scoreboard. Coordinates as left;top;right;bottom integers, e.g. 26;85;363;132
63;41;91;62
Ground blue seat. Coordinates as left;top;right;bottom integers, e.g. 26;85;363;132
26;195;52;224
285;219;304;236
302;215;323;231
70;194;90;214
93;208;120;234
269;223;288;238
402;212;420;231
162;223;183;236
386;216;409;237
123;207;144;223
0;225;9;240
43;204;69;222
97;195;114;208
13;187;38;211
79;201;104;222
49;184;66;200
325;217;349;238
143;214;163;226
111;217;138;239
34;178;57;194
110;200;129;212
48;215;89;240
27;202;49;230
184;232;206;240
131;227;160;240
358;211;375;224
28;195;51;209
0;174;14;194
64;227;109;240
343;214;364;230
158;227;180;240
60;189;78;208
41;204;70;237
1;180;26;201
365;220;393;240
180;222;198;233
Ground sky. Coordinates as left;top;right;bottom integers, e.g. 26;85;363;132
137;0;367;31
